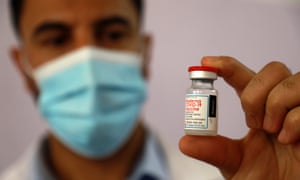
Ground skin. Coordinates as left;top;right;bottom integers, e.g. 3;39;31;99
11;0;151;179
180;56;300;179
10;0;300;179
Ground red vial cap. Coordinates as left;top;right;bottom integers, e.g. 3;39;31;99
188;66;218;73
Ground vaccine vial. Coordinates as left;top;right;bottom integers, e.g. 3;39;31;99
185;66;218;136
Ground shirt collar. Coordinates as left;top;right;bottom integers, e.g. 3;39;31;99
128;132;171;180
30;131;170;180
30;137;55;180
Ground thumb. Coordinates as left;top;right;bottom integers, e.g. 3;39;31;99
179;135;242;178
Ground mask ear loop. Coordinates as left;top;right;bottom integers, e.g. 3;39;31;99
21;54;36;82
137;24;145;59
137;35;151;79
137;32;147;67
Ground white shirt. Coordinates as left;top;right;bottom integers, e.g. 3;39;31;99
0;131;223;180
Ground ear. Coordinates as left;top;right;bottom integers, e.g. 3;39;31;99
141;34;152;80
10;47;39;98
11;47;25;75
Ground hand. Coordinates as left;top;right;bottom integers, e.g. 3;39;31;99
179;56;300;180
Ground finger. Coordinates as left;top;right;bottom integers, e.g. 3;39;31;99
179;135;242;178
264;72;300;133
278;106;300;144
201;56;255;96
241;62;291;129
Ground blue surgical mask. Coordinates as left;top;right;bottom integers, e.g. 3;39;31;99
32;46;147;158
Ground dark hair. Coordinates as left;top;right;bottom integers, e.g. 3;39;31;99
9;0;144;35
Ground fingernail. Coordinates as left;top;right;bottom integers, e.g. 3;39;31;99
201;56;218;64
278;129;289;144
203;56;217;59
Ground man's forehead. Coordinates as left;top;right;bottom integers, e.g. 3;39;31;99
23;0;134;12
20;0;137;37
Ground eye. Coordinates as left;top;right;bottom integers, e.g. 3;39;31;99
36;30;70;49
96;25;130;46
106;31;126;41
100;29;128;43
42;34;69;47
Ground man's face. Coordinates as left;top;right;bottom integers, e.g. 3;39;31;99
13;0;150;96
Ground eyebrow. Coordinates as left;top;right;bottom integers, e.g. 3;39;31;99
93;16;132;31
32;22;70;40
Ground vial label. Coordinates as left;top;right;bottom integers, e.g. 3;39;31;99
185;94;217;130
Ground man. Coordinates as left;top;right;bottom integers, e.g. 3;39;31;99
1;0;221;179
2;0;300;180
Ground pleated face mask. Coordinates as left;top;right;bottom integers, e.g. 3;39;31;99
33;46;147;158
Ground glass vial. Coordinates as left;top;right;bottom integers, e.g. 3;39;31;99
185;66;218;136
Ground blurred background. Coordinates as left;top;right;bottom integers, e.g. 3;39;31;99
1;0;300;170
